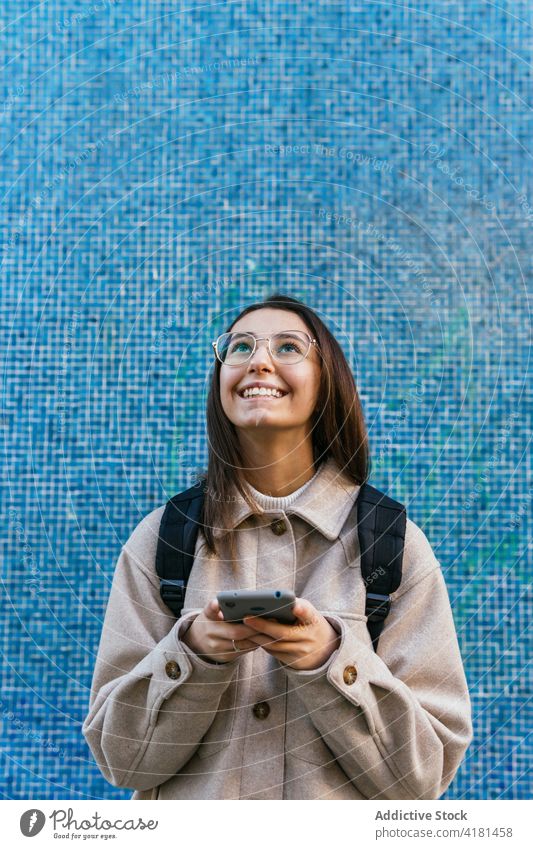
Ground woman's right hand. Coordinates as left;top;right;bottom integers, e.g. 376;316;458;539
181;598;263;664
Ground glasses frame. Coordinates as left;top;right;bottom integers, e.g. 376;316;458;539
211;330;319;367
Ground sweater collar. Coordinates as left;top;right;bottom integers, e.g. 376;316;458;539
212;456;361;541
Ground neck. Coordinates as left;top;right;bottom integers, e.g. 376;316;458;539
239;435;317;497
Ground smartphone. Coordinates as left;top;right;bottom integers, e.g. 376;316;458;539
217;589;297;625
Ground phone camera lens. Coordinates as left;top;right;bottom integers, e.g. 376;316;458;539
226;601;235;608
275;591;281;598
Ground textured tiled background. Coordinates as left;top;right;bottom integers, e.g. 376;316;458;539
1;1;531;800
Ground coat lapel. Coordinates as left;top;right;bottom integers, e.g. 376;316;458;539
212;456;361;541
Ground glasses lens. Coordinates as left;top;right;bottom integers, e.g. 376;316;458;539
217;332;255;364
271;332;310;363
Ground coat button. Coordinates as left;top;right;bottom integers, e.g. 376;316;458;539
343;665;358;685
165;660;181;680
270;518;287;535
252;701;270;719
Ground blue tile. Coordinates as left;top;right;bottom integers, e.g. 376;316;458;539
1;0;531;800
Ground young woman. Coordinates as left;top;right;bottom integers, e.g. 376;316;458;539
82;293;473;800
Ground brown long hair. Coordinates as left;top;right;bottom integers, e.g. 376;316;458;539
195;293;371;561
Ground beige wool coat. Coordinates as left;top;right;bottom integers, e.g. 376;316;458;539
82;456;473;800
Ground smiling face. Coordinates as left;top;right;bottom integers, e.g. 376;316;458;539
218;308;322;436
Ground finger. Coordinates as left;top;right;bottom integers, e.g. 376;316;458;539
243;615;290;638
204;598;223;620
261;642;292;655
244;598;316;631
228;638;259;652
213;617;261;638
244;608;314;637
292;597;317;622
227;623;263;640
244;632;281;648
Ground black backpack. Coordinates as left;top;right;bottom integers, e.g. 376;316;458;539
156;480;406;652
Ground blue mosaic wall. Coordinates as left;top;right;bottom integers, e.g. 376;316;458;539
1;1;531;800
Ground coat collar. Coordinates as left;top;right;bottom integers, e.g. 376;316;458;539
212;456;361;541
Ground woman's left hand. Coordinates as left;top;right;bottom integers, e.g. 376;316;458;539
243;597;341;671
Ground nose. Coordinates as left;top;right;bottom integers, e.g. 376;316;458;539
247;338;275;371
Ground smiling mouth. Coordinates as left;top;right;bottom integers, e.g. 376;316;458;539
237;392;288;400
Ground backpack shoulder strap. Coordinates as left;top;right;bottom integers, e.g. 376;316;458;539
156;483;205;618
356;482;406;651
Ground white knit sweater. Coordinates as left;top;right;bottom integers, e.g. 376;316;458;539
243;463;323;511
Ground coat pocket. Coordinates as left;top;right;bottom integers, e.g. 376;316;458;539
196;672;239;759
287;729;337;768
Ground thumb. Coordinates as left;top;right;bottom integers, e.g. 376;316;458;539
205;598;223;620
293;597;313;621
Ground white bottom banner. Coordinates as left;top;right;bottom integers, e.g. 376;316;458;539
3;799;530;848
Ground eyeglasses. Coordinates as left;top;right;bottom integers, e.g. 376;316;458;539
211;330;319;366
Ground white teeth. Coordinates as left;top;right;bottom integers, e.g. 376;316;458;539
241;387;285;398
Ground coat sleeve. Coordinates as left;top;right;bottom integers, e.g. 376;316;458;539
81;509;241;792
283;518;473;800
